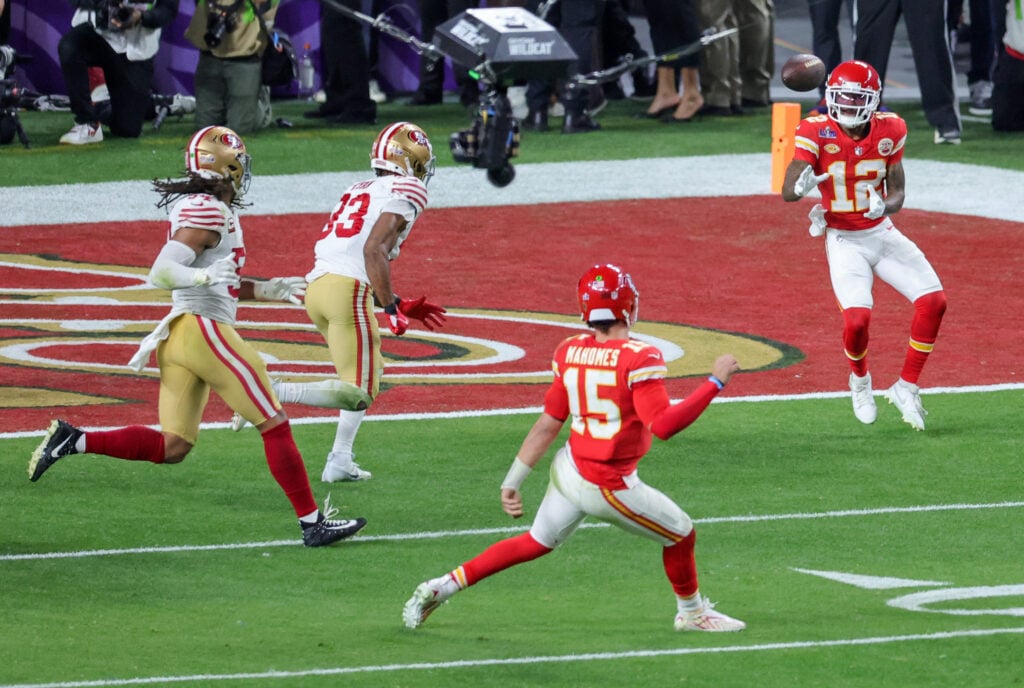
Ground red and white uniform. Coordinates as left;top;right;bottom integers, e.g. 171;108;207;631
166;193;245;324
305;175;428;284
129;194;278;442
528;333;720;550
793;111;906;231
794;113;942;309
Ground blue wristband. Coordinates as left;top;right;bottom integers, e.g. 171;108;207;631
708;375;725;390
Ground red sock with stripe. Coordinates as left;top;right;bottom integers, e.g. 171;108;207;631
261;421;318;518
900;291;947;384
842;307;871;377
86;426;165;463
663;530;699;597
461;532;552;586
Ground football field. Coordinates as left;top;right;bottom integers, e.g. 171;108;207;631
2;113;1024;686
2;393;1023;687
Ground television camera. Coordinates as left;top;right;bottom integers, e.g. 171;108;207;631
0;45;33;148
318;2;577;188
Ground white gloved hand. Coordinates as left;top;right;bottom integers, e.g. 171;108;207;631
859;182;886;220
807;203;827;237
793;166;831;198
253;276;306;304
195;256;240;288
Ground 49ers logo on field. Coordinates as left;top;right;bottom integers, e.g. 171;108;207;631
0;253;797;433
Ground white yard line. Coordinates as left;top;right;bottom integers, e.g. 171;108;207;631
2;499;1021;563
2;627;1022;688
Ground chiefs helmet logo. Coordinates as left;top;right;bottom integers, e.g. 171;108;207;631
878;138;894;156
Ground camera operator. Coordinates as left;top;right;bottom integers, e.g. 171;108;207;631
185;0;278;134
57;0;179;145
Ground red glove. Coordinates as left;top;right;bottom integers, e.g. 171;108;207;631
384;301;409;335
397;296;447;331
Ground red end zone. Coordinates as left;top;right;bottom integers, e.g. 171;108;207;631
1;196;1021;433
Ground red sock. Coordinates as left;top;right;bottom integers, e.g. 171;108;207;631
87;426;165;463
901;291;947;384
461;532;552;586
261;422;318;518
663;530;699;597
842;307;871;377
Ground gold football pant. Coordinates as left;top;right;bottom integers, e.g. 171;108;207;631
157;313;280;443
304;273;382;400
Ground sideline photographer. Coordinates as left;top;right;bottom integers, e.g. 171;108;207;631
185;0;278;134
58;0;179;144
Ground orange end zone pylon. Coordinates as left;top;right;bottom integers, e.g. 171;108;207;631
771;102;802;194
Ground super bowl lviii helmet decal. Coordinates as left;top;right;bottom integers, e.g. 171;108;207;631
577;264;640;326
825;60;882;128
185;125;252;197
371;121;436;184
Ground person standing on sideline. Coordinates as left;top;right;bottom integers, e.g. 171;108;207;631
28;126;366;548
185;0;279;134
781;60;948;431
853;0;962;144
403;264;746;633
238;122;446;483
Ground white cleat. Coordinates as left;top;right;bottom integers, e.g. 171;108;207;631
229;412;248;432
674;601;746;632
321;452;372;482
849;372;877;424
403;580;449;629
884;379;927;431
59;122;103;145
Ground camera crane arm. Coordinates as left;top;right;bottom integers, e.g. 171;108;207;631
317;0;446;63
566;26;738;91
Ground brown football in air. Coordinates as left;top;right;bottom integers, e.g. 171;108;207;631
781;53;827;92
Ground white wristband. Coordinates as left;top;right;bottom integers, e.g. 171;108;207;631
501;457;532;491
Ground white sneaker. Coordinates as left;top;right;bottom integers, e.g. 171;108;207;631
884;379;927;431
59;122;103;145
321;451;372;482
849;372;877;424
933;128;961;145
403;577;453;629
369;78;387;104
674;600;746;632
968;80;993;116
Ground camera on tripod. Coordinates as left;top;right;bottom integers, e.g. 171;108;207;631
204;1;244;49
0;45;33;147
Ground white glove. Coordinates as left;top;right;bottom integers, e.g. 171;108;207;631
253;276;306;305
807;203;827;237
859;182;886;220
195;256;240;288
793;166;831;198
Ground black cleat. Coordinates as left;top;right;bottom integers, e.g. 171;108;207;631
302;515;367;547
28;419;82;482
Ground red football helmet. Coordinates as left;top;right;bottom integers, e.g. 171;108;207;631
577;264;639;326
825;60;882;128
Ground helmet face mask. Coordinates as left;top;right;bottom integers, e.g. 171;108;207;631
185;126;252;197
825;60;881;128
370;121;436;185
577;264;640;327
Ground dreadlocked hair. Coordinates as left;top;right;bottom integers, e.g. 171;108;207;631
152;172;248;210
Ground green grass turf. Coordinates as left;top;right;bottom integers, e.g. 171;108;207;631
2;391;1022;686
3;96;1022;186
